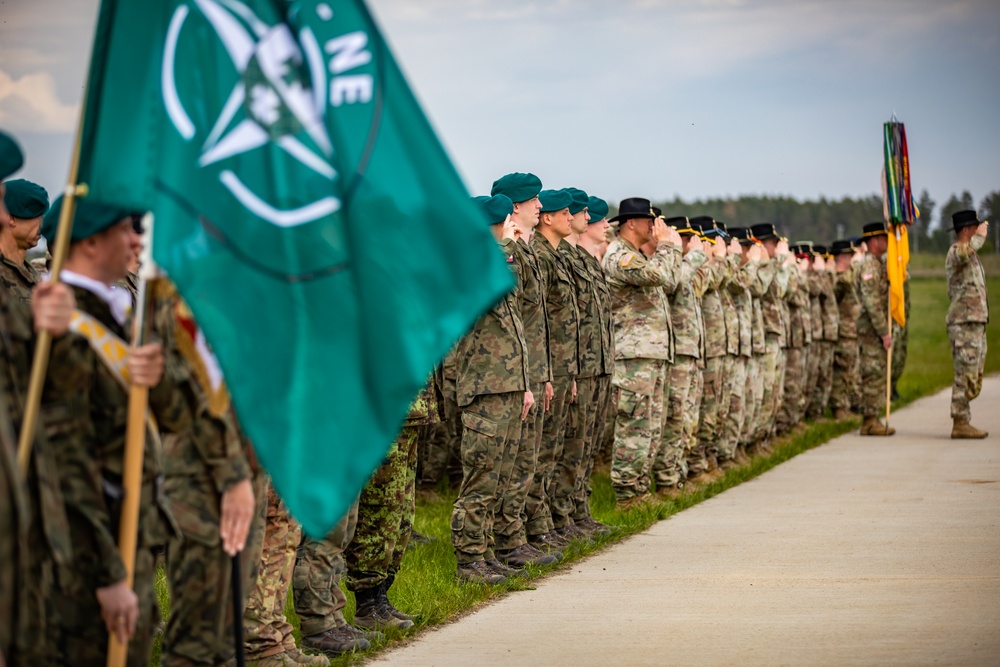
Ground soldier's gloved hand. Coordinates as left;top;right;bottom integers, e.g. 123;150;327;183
544;381;554;412
127;343;165;388
881;332;892;351
97;580;139;644
220;478;255;556
521;390;535;421
31;281;75;336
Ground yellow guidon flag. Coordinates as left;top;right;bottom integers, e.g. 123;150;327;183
886;221;910;327
882;117;918;328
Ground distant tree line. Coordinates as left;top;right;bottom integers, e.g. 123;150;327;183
605;190;1000;254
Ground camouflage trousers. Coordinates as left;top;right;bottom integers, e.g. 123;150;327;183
525;376;572;538
891;279;911;391
574;375;612;521
777;346;808;430
756;337;785;440
859;332;888;419
58;546;159;667
293;501;358;637
807;341;835;419
553;376;599;528
720;356;748;460
162;474;268;666
418;373;460;487
694;355;727;472
597;384;619;470
949;323;987;422
611;358;667;499
742;354;764;446
346;426;418;592
653;355;699;488
494;382;543;551
451;391;522;564
244;484;301;659
830;338;860;413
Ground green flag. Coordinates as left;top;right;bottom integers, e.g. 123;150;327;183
77;0;514;536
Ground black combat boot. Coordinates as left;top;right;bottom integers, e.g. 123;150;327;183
353;581;415;631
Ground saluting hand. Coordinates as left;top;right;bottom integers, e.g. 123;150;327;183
813;255;826;271
728;238;742;256
851;248;864;265
501;216;522;242
776;239;790;256
975;221;989;238
713;238;727;258
220;478;255;556
748;243;763;262
127;343;165;388
688;235;704;254
522;390;535;421
664;225;682;247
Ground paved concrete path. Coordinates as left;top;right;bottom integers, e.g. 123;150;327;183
373;380;1000;667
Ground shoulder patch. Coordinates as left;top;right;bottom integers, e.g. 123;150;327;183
620;253;634;268
506;255;514;263
862;272;873;281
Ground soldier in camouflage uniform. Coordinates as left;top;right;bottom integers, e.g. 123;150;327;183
806;246;838;419
554;187;599;540
0;134;80;666
856;222;895;436
452;194;532;584
346;376;442;628
0;179;47;304
488;174;561;567
653;217;708;493
526;190;579;550
830;239;863;420
946;211;990;439
602;198;682;507
742;232;773;449
749;224;789;445
38;196;193;666
418;349;460;490
777;245;813;431
156;284;270;667
572;197;615;533
712;224;745;467
724;229;763;464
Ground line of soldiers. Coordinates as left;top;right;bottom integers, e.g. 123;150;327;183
417;182;946;585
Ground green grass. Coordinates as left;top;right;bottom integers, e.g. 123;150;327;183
908;251;1000;277
150;276;998;665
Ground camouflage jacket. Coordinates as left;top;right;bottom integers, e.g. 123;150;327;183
762;255;792;342
155;285;254;543
603;237;682;362
52;285;193;586
701;257;729;359
818;270;839;342
562;242;601;378
856;254;890;337
0;252;38;306
455;263;529;406
807;270;824;341
749;258;774;354
532;235;580;377
720;256;741;356
0;387;27;660
946;241;989;325
834;267;861;339
580;248;615;376
726;257;757;357
788;269;812;347
668;249;709;359
502;238;552;383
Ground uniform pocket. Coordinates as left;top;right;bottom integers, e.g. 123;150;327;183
618;389;641;417
168;497;220;546
461;411;499;470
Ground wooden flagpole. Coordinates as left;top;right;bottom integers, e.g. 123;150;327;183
106;214;156;667
16;93;88;474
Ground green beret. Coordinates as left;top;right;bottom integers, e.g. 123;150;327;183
587;197;609;223
473;194;513;225
538;189;573;213
562;187;589;215
491;172;542;203
42;195;133;245
4;179;49;219
0;131;24;181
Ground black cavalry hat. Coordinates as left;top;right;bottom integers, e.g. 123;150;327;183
951;209;980;232
750;223;780;241
609;197;656;223
729;226;754;245
862;221;887;238
831;239;856;255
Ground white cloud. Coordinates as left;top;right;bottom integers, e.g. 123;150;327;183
0;68;78;133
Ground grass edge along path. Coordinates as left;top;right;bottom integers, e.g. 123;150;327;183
328;416;861;667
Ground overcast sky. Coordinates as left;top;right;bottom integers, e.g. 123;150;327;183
1;0;998;227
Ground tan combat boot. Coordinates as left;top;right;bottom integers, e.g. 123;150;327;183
860;417;896;436
951;419;988;439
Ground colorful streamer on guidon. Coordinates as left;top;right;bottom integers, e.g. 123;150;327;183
883;118;916;225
